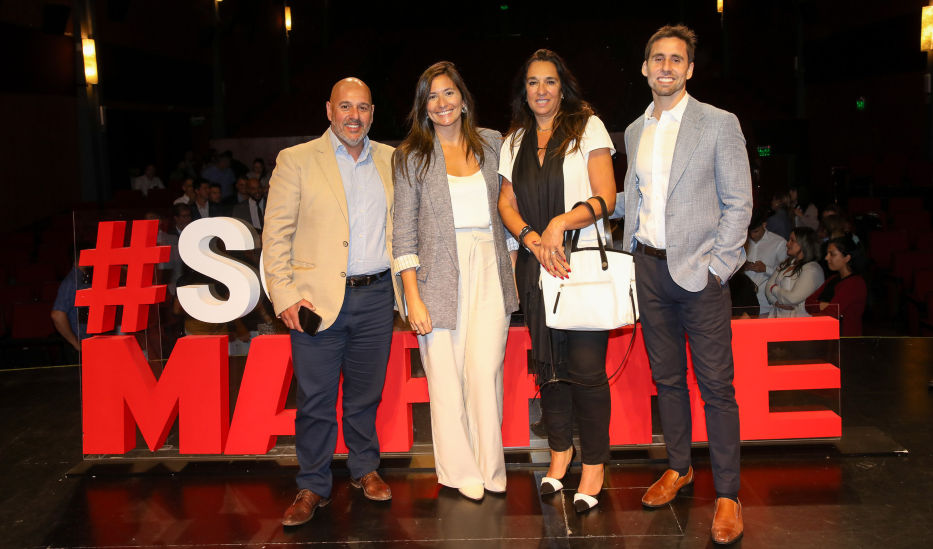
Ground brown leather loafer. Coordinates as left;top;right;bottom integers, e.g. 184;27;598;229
351;471;392;501
281;489;330;527
641;466;694;508
711;497;744;544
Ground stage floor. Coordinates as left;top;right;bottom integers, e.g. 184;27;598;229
2;337;931;548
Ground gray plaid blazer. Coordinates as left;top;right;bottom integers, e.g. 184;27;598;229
618;97;753;291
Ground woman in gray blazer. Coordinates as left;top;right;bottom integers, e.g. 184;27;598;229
392;61;519;502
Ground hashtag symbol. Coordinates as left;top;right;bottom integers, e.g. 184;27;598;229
76;220;171;334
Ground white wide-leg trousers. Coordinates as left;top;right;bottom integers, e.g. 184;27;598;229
418;228;510;492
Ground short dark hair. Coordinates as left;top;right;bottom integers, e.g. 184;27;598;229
172;203;191;217
645;25;697;64
749;208;769;231
209;183;221;191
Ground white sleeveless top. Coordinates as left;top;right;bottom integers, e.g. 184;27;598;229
448;170;491;229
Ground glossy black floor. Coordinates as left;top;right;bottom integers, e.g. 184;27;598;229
1;338;931;548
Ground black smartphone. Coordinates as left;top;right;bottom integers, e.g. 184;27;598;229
298;306;322;336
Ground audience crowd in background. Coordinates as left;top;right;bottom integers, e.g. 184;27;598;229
1;143;932;367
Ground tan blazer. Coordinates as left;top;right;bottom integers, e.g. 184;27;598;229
262;128;405;331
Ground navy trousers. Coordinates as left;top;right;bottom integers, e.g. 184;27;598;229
634;249;741;497
290;274;395;497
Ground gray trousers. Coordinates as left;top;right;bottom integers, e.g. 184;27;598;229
634;248;741;497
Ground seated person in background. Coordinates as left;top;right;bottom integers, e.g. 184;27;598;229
231;178;266;231
133;164;165;197
743;209;786;315
790;185;819;230
765;227;824;318
766;191;793;240
208;183;228;215
226;176;249;206
190;180;219;220
51;245;93;361
806;236;867;336
173;177;196;205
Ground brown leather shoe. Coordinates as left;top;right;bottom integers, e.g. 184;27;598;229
281;489;330;527
641;467;694;508
350;471;392;501
711;497;744;544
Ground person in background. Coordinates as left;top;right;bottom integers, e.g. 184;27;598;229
189;180;216;220
232;178;267;232
766;191;793;240
201;153;236;198
806;235;867;336
743;209;787;315
133;164;165;197
765;226;824;318
50;245;93;361
790;185;819;230
173;177;196;205
247;158;271;188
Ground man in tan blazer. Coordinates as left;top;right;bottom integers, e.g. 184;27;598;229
263;77;404;528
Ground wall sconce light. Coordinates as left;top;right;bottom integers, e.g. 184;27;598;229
922;6;933;51
717;0;723;14
82;37;98;85
285;5;292;33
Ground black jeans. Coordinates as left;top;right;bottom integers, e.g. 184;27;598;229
539;329;611;465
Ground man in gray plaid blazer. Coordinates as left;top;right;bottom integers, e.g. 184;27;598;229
615;25;752;545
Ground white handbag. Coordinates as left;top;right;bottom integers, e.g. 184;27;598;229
539;198;639;330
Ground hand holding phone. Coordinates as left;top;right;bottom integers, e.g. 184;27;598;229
298;306;322;336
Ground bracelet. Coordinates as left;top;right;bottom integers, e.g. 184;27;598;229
518;225;533;250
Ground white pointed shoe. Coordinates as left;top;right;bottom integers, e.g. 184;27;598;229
539;476;564;495
573;492;599;513
458;484;485;502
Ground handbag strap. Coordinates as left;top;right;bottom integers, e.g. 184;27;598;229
568;200;609;270
591;195;615;250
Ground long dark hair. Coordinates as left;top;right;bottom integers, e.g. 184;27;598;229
393;61;485;182
827;235;865;275
779;227;821;277
505;49;593;158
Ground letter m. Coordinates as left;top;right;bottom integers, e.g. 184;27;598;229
82;335;229;454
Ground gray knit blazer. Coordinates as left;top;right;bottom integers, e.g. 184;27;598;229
392;128;519;330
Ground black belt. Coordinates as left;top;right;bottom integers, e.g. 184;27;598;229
635;241;667;260
346;268;390;287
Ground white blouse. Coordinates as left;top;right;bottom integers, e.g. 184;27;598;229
498;115;615;247
765;261;825;318
448;170;491;229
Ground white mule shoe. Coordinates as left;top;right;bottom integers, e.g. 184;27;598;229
458;484;485;501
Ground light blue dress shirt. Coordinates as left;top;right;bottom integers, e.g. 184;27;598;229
328;130;390;276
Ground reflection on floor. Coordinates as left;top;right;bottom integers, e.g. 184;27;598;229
2;338;932;548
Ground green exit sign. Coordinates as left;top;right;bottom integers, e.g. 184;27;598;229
856;97;866;111
757;145;772;158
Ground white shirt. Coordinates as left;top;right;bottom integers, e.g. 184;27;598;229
132;175;165;196
634;94;690;249
746;229;787;310
448;171;491;229
499;116;615;247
